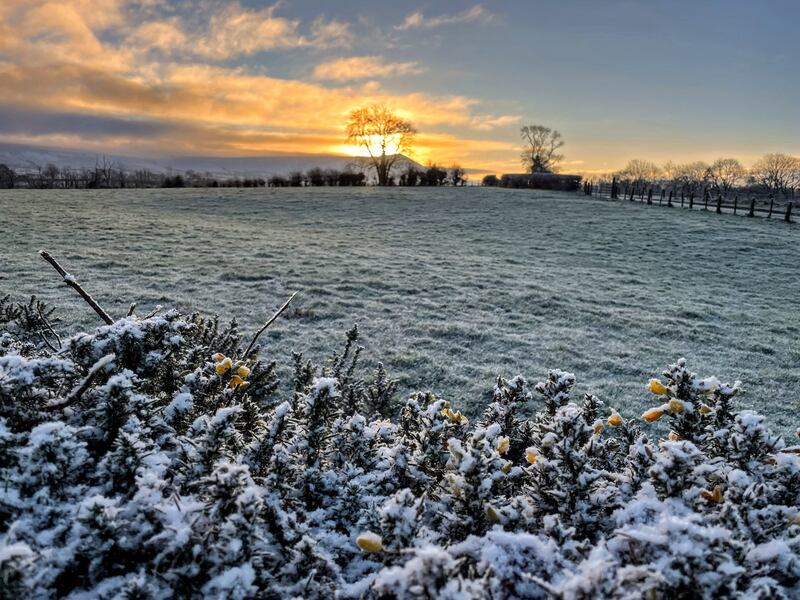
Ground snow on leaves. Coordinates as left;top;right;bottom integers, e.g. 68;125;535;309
0;299;799;598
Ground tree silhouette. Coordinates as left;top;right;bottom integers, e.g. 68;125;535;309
520;125;564;173
346;105;416;186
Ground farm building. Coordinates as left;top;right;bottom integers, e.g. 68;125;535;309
500;172;582;191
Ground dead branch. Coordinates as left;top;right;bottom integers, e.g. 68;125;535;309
242;291;298;359
39;251;113;325
143;305;162;319
127;302;137;317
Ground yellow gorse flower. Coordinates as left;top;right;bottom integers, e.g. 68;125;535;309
440;408;468;425
642;407;664;422
525;447;538;465
485;505;501;523
700;486;723;504
607;414;623;427
668;431;681;441
648;379;669;396
496;437;510;454
668;399;685;414
215;357;233;375
355;532;383;553
593;422;603;435
236;365;251;378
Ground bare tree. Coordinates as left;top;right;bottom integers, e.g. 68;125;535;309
346;104;416;186
0;164;15;189
95;156;116;188
706;158;744;194
749;153;800;197
671;161;710;193
449;164;466;186
43;164;60;188
117;164;127;188
520;125;564;173
617;159;662;183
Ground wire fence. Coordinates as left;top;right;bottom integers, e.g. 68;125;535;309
581;179;795;223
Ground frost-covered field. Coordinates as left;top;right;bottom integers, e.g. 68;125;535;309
1;187;798;428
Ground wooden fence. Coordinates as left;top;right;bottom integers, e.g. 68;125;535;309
581;179;794;224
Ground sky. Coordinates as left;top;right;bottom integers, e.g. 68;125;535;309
0;0;798;175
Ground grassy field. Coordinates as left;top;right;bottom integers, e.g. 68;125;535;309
2;187;798;430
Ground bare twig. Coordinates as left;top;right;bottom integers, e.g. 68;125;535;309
38;331;58;354
143;305;163;319
45;354;115;410
37;304;62;349
242;292;298;359
127;302;137;317
519;573;562;598
39;251;113;325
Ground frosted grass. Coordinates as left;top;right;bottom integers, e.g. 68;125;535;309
1;187;798;430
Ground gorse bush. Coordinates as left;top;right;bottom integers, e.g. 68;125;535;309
1;295;799;599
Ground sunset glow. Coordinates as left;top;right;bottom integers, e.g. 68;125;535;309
0;1;797;174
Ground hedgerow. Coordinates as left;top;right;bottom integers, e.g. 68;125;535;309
1;290;799;599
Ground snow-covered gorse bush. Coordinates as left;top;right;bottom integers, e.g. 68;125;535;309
1;292;799;599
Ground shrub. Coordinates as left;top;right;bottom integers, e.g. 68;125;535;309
1;297;799;598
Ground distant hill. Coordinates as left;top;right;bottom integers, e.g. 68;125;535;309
0;142;425;180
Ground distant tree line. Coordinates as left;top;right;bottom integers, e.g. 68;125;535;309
0;158;268;190
480;153;800;197
0;159;380;190
395;164;467;186
266;168;366;187
605;154;800;198
267;164;466;187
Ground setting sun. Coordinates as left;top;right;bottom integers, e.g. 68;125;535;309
334;133;405;158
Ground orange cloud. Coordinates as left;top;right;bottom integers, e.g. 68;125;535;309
124;3;352;59
0;0;518;174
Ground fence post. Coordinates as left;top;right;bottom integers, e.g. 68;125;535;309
668;190;673;208
611;177;617;199
704;190;709;210
768;197;774;218
716;195;722;214
689;192;694;209
785;202;793;223
648;188;653;205
733;196;737;215
748;198;755;217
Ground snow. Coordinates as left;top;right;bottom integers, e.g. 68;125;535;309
201;564;256;599
2;299;799;597
313;377;339;397
0;541;34;562
747;541;792;563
